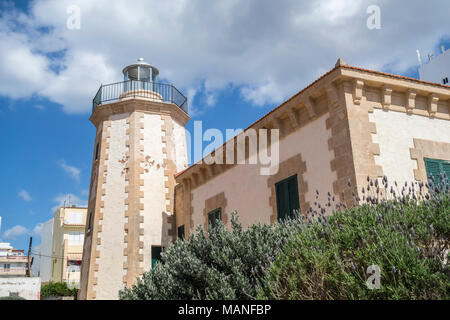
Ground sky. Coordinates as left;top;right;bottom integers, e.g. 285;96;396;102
0;0;449;251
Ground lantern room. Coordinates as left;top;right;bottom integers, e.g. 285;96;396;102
123;57;159;83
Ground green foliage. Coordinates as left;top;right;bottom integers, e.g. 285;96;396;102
258;179;450;300
120;177;449;300
0;294;26;300
40;282;78;300
119;212;297;300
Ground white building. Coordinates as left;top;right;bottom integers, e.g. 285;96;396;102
31;244;40;276
0;242;28;277
419;45;450;85
34;218;54;282
0;277;41;300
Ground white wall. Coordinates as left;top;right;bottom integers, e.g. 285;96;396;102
141;113;166;272
172;118;189;173
95;113;128;300
31;244;40;277
369;109;450;185
419;49;450;84
0;277;41;300
38;218;53;282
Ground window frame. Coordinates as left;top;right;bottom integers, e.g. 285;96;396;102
95;142;100;161
207;208;222;228
87;212;93;232
275;174;300;222
151;246;163;268
177;225;185;240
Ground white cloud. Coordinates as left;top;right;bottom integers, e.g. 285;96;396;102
32;223;43;237
241;78;286;107
51;193;87;212
18;189;32;202
1;222;45;241
0;0;449;113
58;160;81;182
2;225;30;240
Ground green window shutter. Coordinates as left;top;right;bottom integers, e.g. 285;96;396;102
208;208;222;228
151;246;163;268
276;175;300;222
424;158;441;181
276;180;289;221
425;158;450;191
442;162;450;179
177;225;185;240
288;176;300;217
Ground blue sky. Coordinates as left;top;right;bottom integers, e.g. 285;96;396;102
0;0;449;251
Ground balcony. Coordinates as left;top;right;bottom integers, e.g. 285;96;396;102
0;255;28;263
0;268;27;276
92;80;188;114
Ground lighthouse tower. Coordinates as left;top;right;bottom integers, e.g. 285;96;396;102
79;58;189;300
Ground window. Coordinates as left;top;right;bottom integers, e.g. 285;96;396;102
4;264;10;271
95;142;100;160
68;232;84;246
65;211;83;225
424;158;450;186
177;225;185;240
87;212;93;232
207;208;222;228
443;77;449;85
67;262;81;273
275;174;300;221
151;246;163;268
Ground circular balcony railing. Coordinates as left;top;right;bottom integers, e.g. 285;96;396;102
92;80;188;114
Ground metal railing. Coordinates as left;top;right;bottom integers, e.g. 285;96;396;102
92;80;188;114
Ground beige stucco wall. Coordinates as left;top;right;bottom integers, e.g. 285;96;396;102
172;118;189;173
140;113;166;272
94;113;128;300
49;207;86;285
189;114;335;231
369;109;450;185
279;114;336;208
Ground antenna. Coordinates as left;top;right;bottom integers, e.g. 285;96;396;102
427;53;434;62
442;45;446;54
416;50;422;65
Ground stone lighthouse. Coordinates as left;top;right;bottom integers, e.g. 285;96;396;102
79;58;189;300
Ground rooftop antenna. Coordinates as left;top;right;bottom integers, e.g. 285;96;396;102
427;53;434;62
416;50;422;65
